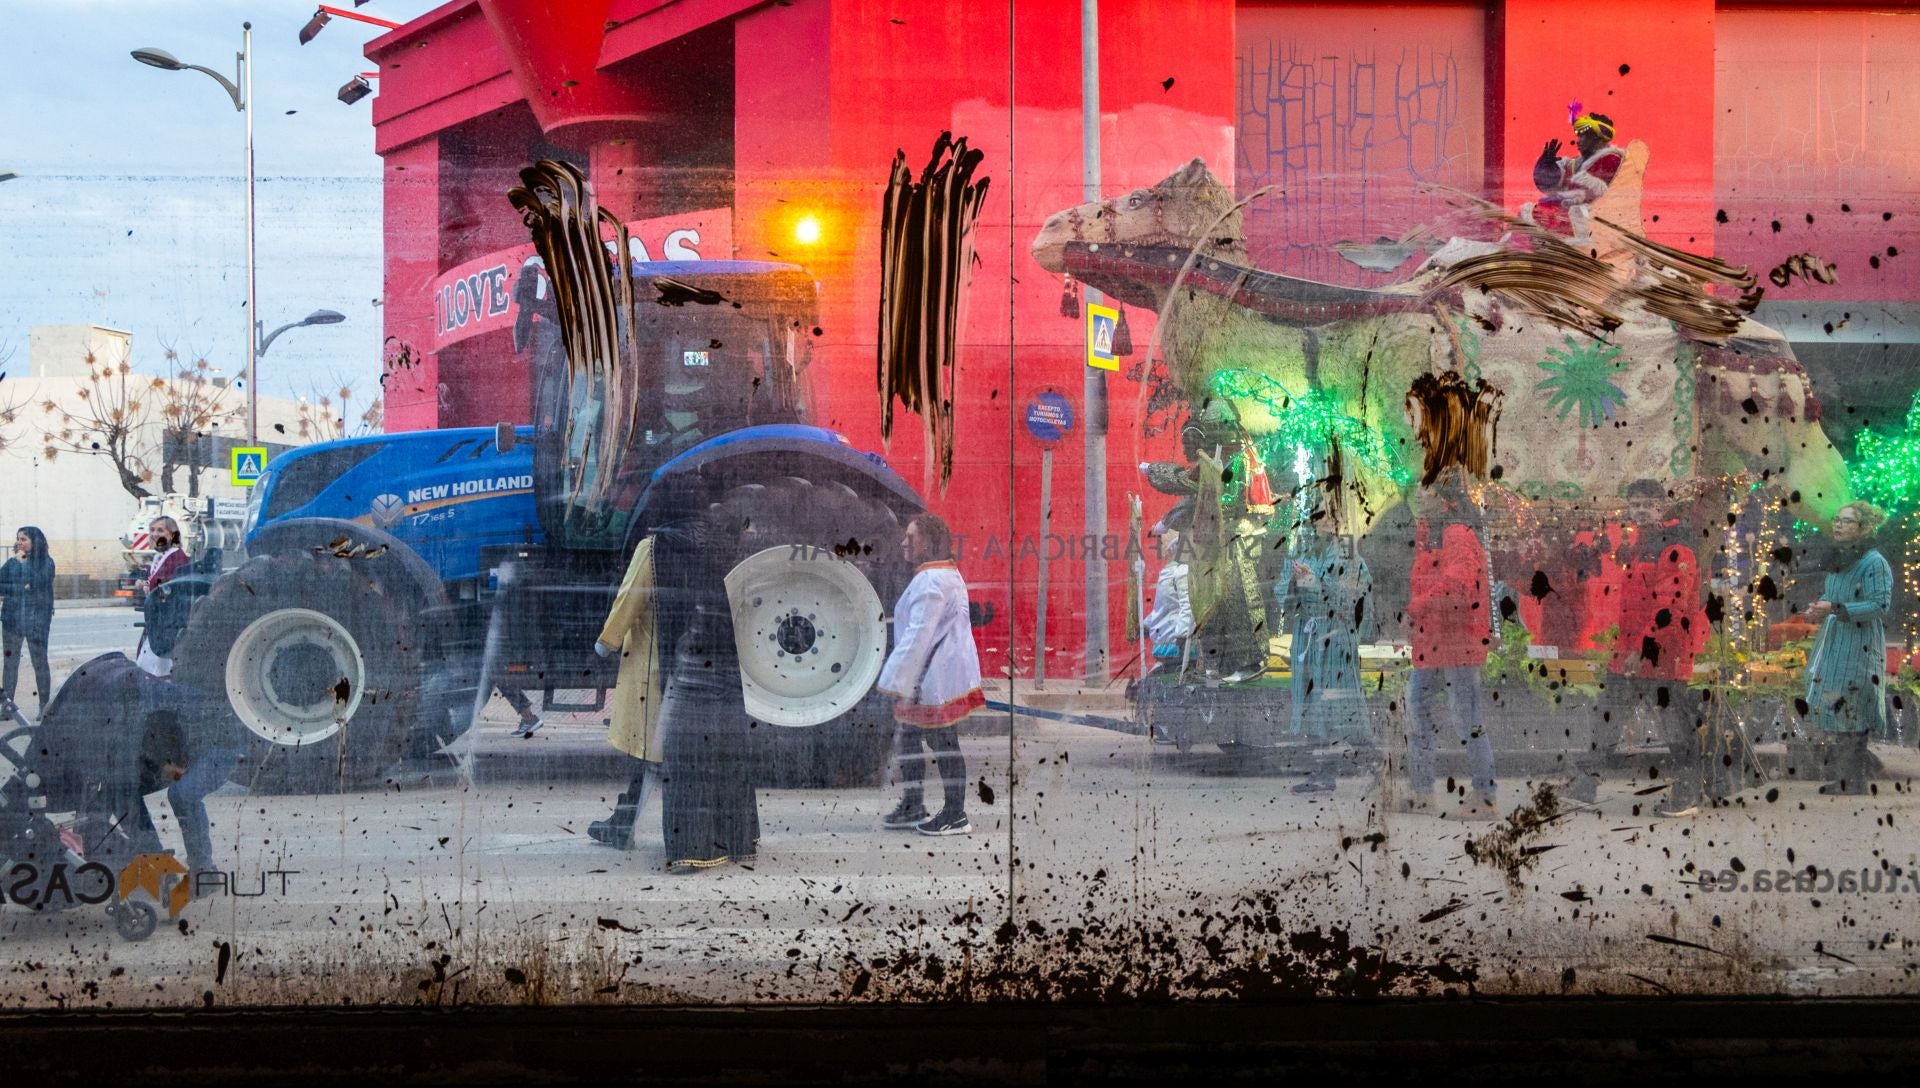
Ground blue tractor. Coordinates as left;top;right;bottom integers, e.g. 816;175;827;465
168;253;925;792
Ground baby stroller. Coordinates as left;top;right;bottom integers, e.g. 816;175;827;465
0;653;219;941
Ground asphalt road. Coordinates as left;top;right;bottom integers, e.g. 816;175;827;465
49;602;143;664
7;707;1919;1007
14;602;1920;1008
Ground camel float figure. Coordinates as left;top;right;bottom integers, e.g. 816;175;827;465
1031;159;1851;536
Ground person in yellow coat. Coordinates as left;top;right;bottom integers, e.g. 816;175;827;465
587;534;665;848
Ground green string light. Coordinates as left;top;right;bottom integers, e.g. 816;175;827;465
1221;452;1245;505
1210;368;1412;487
1850;391;1920;517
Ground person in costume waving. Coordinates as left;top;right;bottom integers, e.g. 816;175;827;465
1523;107;1625;236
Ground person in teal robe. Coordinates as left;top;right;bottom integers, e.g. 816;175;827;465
1803;501;1892;795
1281;506;1374;794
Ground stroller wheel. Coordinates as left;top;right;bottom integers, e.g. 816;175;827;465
110;899;158;942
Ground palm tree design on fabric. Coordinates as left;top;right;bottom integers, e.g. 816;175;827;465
1537;336;1626;429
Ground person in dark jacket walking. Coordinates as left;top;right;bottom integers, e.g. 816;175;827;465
0;526;56;711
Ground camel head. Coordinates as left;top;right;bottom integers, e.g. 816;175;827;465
1031;158;1248;274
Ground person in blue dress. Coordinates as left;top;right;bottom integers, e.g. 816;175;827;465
1281;492;1375;795
1802;501;1892;795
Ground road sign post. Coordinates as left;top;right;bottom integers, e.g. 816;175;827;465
1084;298;1116;686
1025;390;1075;688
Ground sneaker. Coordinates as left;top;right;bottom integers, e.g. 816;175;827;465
1653;800;1699;818
882;800;930;829
916;810;972;836
513;716;545;738
588;817;636;849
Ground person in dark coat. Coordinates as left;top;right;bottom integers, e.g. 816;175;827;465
653;498;761;873
136;672;245;881
42;653;243;880
0;526;56;711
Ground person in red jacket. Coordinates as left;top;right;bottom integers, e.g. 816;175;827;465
1570;479;1707;813
1403;471;1498;818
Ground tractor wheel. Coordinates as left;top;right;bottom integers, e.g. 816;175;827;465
714;476;906;789
171;551;424;793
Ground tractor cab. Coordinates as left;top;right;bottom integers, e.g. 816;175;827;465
528;260;821;552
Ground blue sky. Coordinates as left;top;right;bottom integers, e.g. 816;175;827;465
0;0;440;400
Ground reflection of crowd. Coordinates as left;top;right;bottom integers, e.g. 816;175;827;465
588;510;984;871
1137;452;1900;815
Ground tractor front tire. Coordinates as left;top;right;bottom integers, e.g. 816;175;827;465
716;476;906;789
171;551;425;794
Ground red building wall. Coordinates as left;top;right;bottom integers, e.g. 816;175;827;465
1493;0;1718;251
365;0;1239;677
1715;7;1920;305
363;0;1854;679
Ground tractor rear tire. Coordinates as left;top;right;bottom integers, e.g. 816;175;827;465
715;476;906;789
171;551;424;794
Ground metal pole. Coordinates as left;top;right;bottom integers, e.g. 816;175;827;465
1035;447;1053;688
242;22;257;444
1135;513;1147;687
1081;0;1108;684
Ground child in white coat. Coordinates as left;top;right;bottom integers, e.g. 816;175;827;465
876;514;983;836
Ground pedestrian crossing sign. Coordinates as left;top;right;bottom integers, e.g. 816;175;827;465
231;447;268;487
1086;303;1119;372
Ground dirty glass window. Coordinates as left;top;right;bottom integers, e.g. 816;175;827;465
1;0;1917;1009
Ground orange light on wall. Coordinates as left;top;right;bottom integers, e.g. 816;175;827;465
793;213;823;246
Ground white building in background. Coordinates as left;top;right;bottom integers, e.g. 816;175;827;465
6;324;336;592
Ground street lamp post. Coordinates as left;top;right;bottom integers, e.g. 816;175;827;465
133;23;256;440
1081;0;1108;683
259;309;347;357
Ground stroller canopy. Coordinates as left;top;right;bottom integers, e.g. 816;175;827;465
30;653;234;812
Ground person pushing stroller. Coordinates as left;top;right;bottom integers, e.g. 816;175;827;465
34;653;244;882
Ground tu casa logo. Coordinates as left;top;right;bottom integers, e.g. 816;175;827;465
5;853;297;920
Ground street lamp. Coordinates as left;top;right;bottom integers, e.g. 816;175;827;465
300;5;403;106
337;75;374;105
133;25;258;440
258;309;346;356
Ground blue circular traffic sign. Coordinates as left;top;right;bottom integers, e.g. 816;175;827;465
1025;389;1075;445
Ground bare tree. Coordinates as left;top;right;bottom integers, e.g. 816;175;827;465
0;342;27;456
358;391;385;436
41;346;163;501
292;380;382;446
157;342;242;498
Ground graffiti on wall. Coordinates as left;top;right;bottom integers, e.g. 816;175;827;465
1237;17;1481;286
